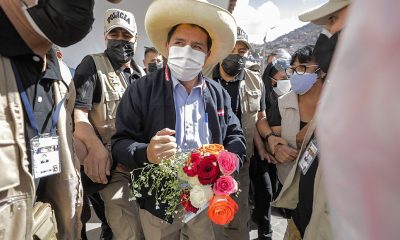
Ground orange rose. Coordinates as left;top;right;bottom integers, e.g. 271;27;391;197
198;144;224;156
207;195;238;225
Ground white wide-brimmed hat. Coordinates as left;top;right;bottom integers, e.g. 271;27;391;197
104;9;137;37
299;0;350;25
145;0;237;67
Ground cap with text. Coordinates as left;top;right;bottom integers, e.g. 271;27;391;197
104;8;137;37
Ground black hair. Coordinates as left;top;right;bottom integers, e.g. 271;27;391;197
290;45;315;65
167;24;212;51
144;47;158;57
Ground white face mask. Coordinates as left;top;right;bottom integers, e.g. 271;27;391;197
273;79;291;96
167;45;206;81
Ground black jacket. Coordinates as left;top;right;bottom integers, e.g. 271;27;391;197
111;67;246;221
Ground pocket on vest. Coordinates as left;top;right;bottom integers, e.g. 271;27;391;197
0;194;29;239
0;120;20;192
104;91;121;120
245;90;261;112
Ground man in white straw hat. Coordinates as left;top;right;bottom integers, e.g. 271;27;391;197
73;8;145;240
271;1;351;240
110;0;246;239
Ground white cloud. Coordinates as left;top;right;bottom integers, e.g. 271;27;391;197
232;0;307;44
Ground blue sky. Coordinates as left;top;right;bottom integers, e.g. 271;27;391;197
232;0;325;43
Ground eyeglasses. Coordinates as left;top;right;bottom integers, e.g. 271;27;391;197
285;65;319;76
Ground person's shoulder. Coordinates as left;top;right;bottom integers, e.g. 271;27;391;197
244;68;262;81
278;90;298;108
204;76;223;90
131;67;164;89
75;53;100;71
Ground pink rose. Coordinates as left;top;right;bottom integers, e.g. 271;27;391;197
183;152;202;177
217;150;239;175
213;176;238;195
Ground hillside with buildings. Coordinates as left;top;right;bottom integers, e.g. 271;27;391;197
250;23;323;61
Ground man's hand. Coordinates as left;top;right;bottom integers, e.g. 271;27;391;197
266;152;279;164
267;135;288;154
147;128;177;164
257;147;270;161
83;141;111;184
274;144;299;164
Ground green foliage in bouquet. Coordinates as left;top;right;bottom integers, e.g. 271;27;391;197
130;152;189;217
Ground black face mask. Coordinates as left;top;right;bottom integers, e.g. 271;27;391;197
27;1;95;47
221;54;245;76
0;1;95;56
105;39;135;66
148;62;163;73
313;31;340;73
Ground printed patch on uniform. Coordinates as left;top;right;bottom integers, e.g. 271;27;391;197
217;109;224;116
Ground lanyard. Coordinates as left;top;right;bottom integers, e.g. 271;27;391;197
11;61;66;136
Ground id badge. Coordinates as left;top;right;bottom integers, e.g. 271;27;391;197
298;137;319;175
30;134;61;179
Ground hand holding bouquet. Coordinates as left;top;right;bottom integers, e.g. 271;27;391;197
130;144;240;225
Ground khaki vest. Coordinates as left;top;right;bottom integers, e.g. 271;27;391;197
0;55;82;239
276;91;300;183
89;53;128;147
239;68;264;159
273;119;332;240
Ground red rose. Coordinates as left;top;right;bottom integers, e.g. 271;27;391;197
180;190;198;213
183;152;202;177
197;154;220;185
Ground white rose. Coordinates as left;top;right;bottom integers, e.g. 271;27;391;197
188;176;201;187
189;185;213;208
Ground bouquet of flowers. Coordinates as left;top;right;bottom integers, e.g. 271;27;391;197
130;144;240;225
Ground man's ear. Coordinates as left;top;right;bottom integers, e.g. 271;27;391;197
165;42;170;57
205;50;211;61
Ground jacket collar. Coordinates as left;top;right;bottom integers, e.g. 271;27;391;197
279;90;299;111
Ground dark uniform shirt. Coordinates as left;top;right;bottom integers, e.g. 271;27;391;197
212;63;266;122
74;53;142;109
11;49;61;167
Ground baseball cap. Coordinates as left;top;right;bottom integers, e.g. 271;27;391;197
299;0;350;25
104;8;137;36
237;26;251;50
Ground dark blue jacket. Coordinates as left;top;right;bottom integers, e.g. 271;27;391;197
111;67;246;221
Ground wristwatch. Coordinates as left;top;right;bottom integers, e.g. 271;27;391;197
263;132;275;142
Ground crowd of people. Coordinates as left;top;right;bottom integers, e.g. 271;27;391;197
1;0;398;240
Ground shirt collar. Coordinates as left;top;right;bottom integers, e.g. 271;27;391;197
171;74;205;90
42;48;62;81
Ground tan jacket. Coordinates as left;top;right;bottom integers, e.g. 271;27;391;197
272;119;332;240
0;55;82;239
277;91;300;183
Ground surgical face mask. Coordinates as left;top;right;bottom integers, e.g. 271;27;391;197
273;80;291;96
105;39;135;65
167;45;206;81
221;54;245;76
148;62;163;73
289;73;318;95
